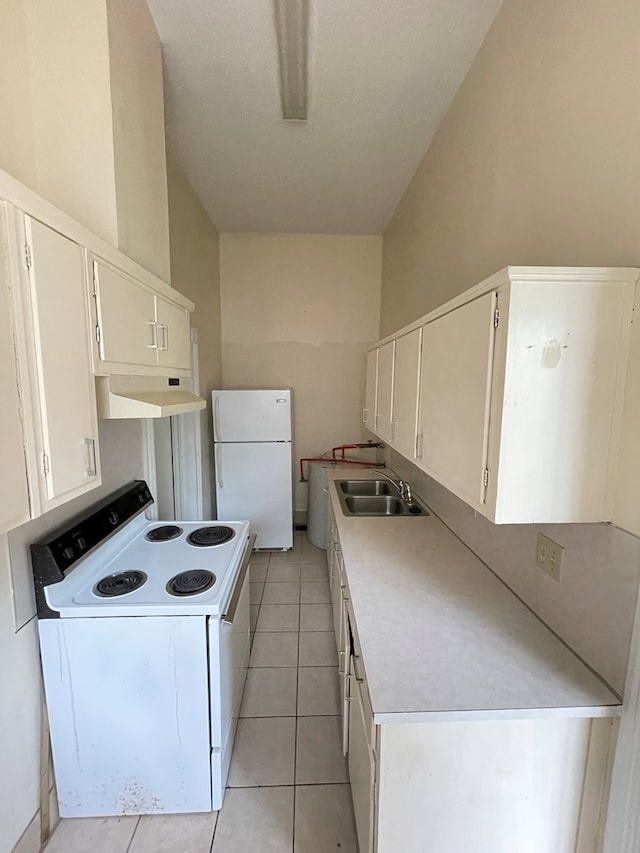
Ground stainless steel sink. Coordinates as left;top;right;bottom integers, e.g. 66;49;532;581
336;482;428;517
339;480;392;496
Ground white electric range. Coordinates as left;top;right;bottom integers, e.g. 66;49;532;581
31;481;254;817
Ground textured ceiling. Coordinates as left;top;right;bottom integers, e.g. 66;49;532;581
148;0;504;234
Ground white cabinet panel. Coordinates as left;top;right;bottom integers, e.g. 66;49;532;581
93;259;157;368
156;295;191;371
363;348;378;431
0;208;30;532
24;216;101;508
349;676;376;853
375;341;394;442
391;328;422;459
418;292;496;510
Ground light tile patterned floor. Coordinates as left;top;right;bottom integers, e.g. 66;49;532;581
42;532;358;853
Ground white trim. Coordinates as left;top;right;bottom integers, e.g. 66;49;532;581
141;420;159;520
603;588;640;852
171;328;204;520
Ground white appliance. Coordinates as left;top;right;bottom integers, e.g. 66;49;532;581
31;481;253;816
213;389;293;549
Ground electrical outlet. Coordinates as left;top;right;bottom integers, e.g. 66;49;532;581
535;533;564;582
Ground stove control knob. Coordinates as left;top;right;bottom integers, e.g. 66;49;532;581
108;510;119;526
76;537;87;551
62;546;74;561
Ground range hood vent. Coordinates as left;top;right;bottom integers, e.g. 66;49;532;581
96;376;206;419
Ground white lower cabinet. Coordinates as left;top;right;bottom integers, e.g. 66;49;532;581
348;675;376;853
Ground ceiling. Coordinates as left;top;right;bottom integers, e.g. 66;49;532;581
148;0;504;235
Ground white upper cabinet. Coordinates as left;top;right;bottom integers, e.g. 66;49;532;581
16;214;101;513
363;348;378;431
155;295;191;371
375;341;395;442
92;257;192;376
0;206;30;533
391;328;422;460
367;267;638;524
417;293;496;510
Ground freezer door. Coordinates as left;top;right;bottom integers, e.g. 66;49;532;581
212;390;291;442
215;442;293;548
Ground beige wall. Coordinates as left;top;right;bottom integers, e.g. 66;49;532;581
0;0;170;281
220;234;382;515
382;0;640;336
167;152;222;517
0;420;145;853
108;0;170;281
380;0;640;694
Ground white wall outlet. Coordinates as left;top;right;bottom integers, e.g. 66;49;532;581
535;533;564;582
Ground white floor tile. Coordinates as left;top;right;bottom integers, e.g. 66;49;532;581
295;716;348;784
129;813;217;853
294;785;357;852
250;582;264;605
297;667;341;716
240;667;297;717
299;547;327;566
298;632;338;667
300;582;331;604
262;582;300;605
267;563;301;582
250;632;299;667
299;603;333;631
250;563;268;583
300;563;329;581
256;604;299;632
212;787;293;852
228;717;296;787
44;817;138;853
251;551;270;564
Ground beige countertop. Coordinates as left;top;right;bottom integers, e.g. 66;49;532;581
327;468;620;724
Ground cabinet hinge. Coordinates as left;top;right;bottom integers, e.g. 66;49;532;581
493;305;500;328
95;324;101;344
42;453;50;476
24;243;32;270
483;468;489;488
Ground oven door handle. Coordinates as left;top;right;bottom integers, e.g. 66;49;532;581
222;533;256;625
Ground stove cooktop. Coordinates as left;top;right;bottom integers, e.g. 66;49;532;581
44;517;251;618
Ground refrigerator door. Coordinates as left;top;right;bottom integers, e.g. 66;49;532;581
213;390;291;442
215;442;293;549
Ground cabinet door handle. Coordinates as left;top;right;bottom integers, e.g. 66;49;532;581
158;324;169;351
146;321;158;349
338;649;346;676
416;432;424;459
84;438;97;477
362;408;369;424
353;654;365;684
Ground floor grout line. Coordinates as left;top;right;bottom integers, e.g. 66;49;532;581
123;815;141;853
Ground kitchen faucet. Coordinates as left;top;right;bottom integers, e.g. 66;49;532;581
372;470;413;505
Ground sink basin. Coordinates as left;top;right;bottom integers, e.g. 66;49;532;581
336;482;428;517
339;480;392;496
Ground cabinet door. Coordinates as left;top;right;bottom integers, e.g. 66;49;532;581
0;209;30;532
392;328;422;459
93;259;157;368
348;674;376;853
24;216;101;508
417;292;496;509
156;295;191;371
375;340;395;441
363;348;378;430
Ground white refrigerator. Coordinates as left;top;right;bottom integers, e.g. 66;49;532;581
212;389;293;549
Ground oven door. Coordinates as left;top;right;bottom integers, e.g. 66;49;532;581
209;533;254;807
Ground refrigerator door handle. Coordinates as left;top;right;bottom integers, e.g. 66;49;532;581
214;396;221;442
215;443;224;489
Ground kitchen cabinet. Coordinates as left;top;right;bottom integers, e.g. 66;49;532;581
92;257;192;376
362;349;378;431
374;341;394;443
367;267;638;523
349;668;376;853
12;212;101;514
417;292;496;510
391;328;422;460
0;206;30;533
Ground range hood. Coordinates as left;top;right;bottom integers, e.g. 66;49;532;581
96;376;206;419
